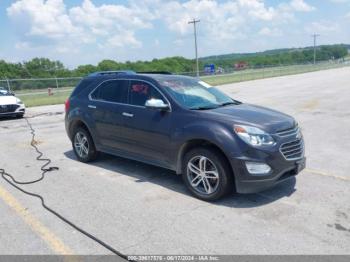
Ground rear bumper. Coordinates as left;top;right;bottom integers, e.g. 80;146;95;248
230;156;306;194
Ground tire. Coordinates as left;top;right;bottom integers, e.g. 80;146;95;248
182;147;234;201
72;127;98;162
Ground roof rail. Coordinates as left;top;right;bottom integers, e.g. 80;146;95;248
137;71;172;75
88;70;136;77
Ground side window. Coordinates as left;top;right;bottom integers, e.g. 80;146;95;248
91;80;128;103
129;80;164;106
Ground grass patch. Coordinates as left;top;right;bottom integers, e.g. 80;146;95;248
18;89;72;107
203;63;346;86
14;87;73;95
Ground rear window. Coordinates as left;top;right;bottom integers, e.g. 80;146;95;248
91;80;128;103
71;78;95;98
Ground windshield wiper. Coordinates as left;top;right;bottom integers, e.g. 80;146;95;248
220;101;241;107
190;105;219;110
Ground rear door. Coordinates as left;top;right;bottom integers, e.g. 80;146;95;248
121;80;173;166
88;79;130;151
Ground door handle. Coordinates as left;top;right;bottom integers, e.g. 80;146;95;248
88;105;97;109
122;112;134;117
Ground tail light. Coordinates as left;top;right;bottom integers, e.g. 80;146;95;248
65;99;70;113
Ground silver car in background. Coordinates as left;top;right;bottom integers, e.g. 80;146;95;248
0;87;25;118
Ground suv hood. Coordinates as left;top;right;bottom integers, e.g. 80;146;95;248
208;103;296;133
0;95;18;105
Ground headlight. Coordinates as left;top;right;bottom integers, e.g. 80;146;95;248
234;125;275;146
16;98;23;104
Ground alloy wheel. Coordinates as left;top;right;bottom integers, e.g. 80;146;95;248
186;156;220;195
74;131;89;158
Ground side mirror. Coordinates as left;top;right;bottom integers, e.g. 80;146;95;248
145;99;170;111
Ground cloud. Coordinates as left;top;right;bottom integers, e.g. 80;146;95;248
238;0;277;20
305;21;340;34
258;27;283;37
154;39;160;47
69;0;153;33
15;41;30;49
7;0;79;40
7;0;305;42
329;0;350;3
7;0;152;52
289;0;315;12
173;39;185;46
104;31;142;49
5;0;321;66
155;0;298;44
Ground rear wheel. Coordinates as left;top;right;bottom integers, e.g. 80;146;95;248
72;127;98;162
182;147;233;201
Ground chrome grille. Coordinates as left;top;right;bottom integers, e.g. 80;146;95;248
280;139;304;160
0;104;19;113
276;125;299;137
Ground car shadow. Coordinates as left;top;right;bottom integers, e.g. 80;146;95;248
64;150;297;208
0;116;19;122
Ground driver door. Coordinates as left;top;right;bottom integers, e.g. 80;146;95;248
121;80;172;166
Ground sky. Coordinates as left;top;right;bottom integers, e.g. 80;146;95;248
0;0;349;68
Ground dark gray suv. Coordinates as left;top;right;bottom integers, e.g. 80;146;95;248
65;71;305;201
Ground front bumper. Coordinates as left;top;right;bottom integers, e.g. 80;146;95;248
229;136;306;194
0;104;25;117
232;157;305;193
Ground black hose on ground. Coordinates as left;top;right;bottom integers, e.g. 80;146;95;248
0;116;130;260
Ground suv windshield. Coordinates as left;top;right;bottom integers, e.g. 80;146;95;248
153;76;235;110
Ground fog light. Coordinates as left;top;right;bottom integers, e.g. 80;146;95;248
245;162;271;175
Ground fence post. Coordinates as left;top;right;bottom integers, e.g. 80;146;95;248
55;77;59;89
263;66;265;78
6;79;11;92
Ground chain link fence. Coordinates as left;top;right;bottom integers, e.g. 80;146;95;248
0;77;82;92
0;77;82;107
0;61;349;107
181;60;349;77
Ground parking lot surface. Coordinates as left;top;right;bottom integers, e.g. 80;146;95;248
0;67;350;255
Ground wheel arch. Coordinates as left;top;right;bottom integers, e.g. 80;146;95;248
68;119;92;141
176;139;234;177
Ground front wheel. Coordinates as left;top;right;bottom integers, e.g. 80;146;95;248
182;147;233;201
72;127;98;162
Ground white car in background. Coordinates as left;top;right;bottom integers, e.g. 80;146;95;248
0;87;25;118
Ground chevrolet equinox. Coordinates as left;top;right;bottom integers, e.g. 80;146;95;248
65;71;306;201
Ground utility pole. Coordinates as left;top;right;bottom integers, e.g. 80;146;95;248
312;34;320;65
188;18;200;78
